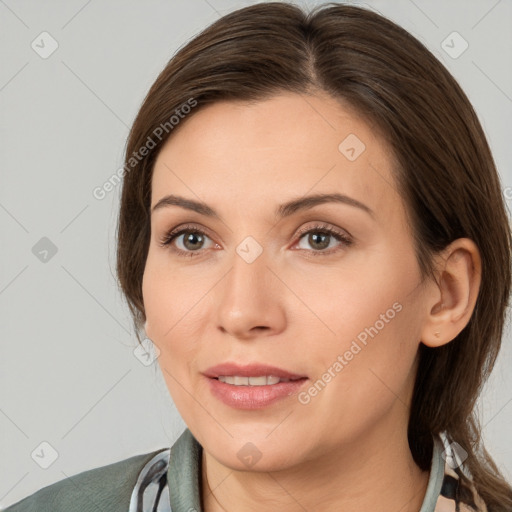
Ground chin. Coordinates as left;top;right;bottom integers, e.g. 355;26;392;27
198;428;305;471
211;445;299;473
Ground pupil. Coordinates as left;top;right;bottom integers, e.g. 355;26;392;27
310;233;329;250
185;233;202;250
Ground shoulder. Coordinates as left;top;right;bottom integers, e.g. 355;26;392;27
2;447;169;512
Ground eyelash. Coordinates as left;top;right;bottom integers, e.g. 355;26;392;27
157;223;353;258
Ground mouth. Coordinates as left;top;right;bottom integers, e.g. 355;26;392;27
215;375;306;386
202;362;308;382
202;362;309;409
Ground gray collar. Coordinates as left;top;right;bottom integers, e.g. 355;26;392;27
127;429;202;512
167;429;203;512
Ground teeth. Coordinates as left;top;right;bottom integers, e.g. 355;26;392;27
218;375;290;386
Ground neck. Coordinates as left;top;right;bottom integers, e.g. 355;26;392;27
200;416;431;512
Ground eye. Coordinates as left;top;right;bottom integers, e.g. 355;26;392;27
158;224;216;258
293;223;353;256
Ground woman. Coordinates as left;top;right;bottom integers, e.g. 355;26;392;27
5;2;511;511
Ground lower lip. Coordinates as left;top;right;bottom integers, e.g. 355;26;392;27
206;377;309;409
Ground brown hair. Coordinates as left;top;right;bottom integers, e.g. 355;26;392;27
116;2;512;509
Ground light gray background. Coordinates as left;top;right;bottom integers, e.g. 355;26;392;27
1;0;511;508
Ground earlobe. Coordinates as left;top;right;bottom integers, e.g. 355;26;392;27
420;238;481;348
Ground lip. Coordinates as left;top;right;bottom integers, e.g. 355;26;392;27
202;362;309;410
202;362;307;380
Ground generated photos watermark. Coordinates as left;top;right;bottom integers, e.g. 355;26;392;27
298;301;403;405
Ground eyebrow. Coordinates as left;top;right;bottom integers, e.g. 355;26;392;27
151;192;374;220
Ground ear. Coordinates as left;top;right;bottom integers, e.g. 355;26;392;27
420;238;482;348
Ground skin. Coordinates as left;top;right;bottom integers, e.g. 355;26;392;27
142;90;481;512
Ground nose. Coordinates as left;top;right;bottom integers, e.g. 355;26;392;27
214;246;287;341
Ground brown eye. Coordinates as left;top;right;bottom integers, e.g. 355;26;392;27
294;224;353;256
158;225;215;257
178;231;207;251
304;232;331;251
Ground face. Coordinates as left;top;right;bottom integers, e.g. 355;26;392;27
142;91;429;471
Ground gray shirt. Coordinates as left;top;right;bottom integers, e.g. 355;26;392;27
3;428;488;512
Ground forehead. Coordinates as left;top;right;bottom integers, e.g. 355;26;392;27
151;92;402;223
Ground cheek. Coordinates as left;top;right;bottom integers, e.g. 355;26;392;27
142;258;206;369
142;251;187;340
297;252;422;410
310;286;422;431
288;252;409;351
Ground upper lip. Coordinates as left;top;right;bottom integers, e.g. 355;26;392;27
203;362;308;380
